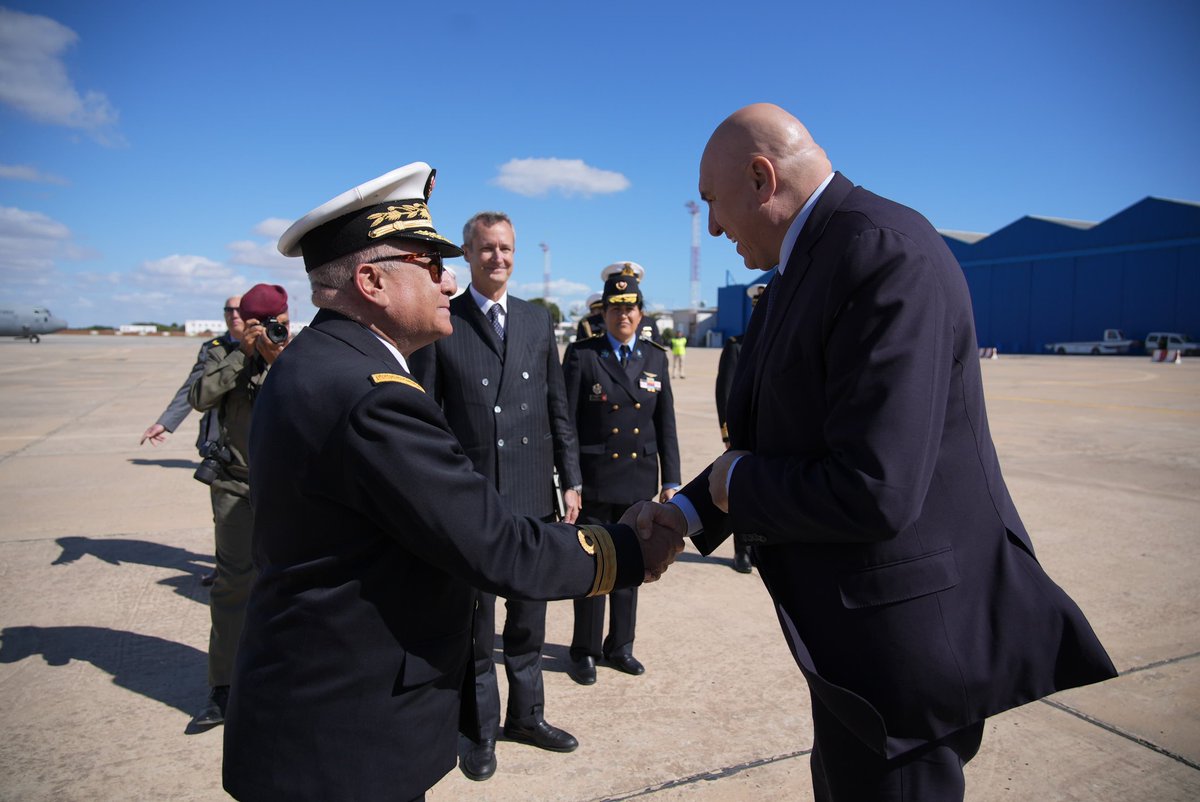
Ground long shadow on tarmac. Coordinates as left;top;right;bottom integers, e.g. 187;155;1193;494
51;536;215;602
0;625;207;718
129;457;201;470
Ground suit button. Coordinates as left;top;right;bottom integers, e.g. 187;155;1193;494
521;436;529;444
521;403;528;410
631;453;638;459
498;439;505;447
522;371;530;379
482;378;489;386
633;428;640;434
611;404;620;411
611;453;619;459
634;402;642;409
611;428;619;434
494;405;501;413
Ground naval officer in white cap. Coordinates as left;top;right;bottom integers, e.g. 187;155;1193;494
221;163;684;802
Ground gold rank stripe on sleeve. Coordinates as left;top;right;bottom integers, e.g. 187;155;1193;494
369;373;425;393
578;525;618;597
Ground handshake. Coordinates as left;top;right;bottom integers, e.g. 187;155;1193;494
617;500;689;584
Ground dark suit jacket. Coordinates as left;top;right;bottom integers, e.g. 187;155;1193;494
681;173;1116;758
222;310;643;802
564;335;680;505
410;292;579;518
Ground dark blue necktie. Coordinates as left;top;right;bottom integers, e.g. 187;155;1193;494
619;344;630;367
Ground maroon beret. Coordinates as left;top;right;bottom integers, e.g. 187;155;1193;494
239;284;288;320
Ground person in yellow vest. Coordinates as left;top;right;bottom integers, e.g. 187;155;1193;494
670;334;687;379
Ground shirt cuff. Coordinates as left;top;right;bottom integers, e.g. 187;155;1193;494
726;455;745;498
668;495;704;537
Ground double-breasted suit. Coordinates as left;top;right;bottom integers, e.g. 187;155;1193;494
564;334;680;660
681;174;1115;770
410;291;581;738
222;310;643;802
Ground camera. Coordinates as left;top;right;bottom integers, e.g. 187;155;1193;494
194;440;232;485
263;316;289;345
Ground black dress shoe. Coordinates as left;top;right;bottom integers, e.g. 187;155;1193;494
191;685;229;727
460;738;496;781
733;550;753;574
503;719;579;753
200;570;217;587
568;654;596;685
605;653;645;676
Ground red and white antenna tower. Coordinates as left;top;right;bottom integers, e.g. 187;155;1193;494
539;242;551;301
685;201;701;310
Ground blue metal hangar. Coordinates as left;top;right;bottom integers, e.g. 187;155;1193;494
714;196;1200;354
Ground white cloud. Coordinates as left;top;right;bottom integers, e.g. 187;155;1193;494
129;254;248;297
228;239;293;270
0;205;72;274
512;277;593;300
227;219;303;277
253;218;292;239
0;8;122;145
0;163;69;185
492;158;630;197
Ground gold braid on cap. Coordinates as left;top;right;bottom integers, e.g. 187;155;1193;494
606;292;639;305
578;525;618;596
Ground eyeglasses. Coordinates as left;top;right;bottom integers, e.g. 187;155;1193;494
375;252;446;283
224;307;241;314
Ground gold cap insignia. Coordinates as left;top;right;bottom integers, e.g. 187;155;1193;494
615;280;627;291
621;264;636;276
366;204;433;239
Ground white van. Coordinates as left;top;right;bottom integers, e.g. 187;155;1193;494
1145;332;1199;355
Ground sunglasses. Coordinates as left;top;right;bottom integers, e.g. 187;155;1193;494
224;306;241;314
375;252;446;283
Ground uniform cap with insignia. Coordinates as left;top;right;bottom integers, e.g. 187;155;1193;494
602;263;643;307
746;282;768;306
277;162;464;272
600;261;645;283
586;292;603;310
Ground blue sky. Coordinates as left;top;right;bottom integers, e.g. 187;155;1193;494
1;0;1197;327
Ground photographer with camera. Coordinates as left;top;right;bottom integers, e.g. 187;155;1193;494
187;283;289;728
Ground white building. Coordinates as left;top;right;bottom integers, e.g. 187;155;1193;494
118;324;157;335
185;319;227;336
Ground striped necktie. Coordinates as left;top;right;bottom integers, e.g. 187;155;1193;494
487;304;505;341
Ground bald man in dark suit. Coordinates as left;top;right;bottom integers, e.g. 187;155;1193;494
634;104;1116;801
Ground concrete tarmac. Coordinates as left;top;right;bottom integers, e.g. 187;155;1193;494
0;335;1197;801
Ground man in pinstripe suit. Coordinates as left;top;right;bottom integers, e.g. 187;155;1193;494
410;211;581;782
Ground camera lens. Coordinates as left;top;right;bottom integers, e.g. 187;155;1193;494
266;320;288;344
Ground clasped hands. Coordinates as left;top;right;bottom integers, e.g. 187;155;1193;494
618;500;687;584
614;449;752;583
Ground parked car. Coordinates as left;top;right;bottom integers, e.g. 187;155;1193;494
1145;332;1200;355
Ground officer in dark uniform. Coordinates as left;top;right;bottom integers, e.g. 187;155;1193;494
574;292;605;341
714;282;766;574
222;163;684;802
187;283;290;727
600;261;662;343
563;264;681;684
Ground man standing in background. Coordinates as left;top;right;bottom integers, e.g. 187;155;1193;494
140;297;244;449
187;284;289;728
140;296;244;587
411;211;582;782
